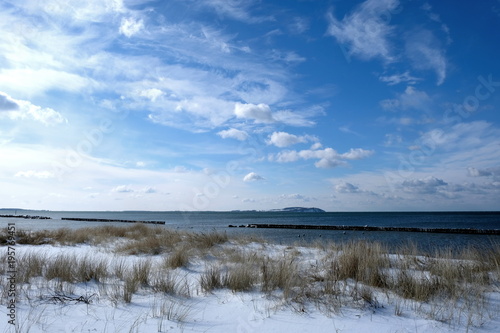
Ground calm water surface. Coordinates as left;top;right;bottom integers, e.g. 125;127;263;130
1;210;499;252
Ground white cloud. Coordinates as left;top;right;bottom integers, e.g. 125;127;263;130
401;176;447;194
194;0;273;23
37;0;126;22
279;193;313;202
288;17;309;34
119;17;144;37
384;133;403;146
420;121;495;152
310;142;323;150
327;0;399;62
379;86;432;113
341;148;375;160
234;102;274;123
112;185;134;193
141;187;157;194
138;88;164;102
339;126;361;136
405;29;447;85
0;92;67;126
0;68;92;97
270;50;306;64
379;71;422;86
0;1;311;134
217;128;249;141
0;92;19;111
273;109;317;127
272;147;374;168
267;131;316;148
467;167;500;178
14;170;55;179
243;172;264;182
335;182;360;193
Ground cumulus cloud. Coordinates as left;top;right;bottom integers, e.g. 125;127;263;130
119;17;144;37
112;185;134;193
217;128;249;141
335;182;361;193
243;172;264;182
0;92;66;126
0;92;19;111
138;88;164;102
272;147;374;168
234;102;274;123
467;167;500;178
141;187;157;194
267;131;317;148
341;148;375;160
327;0;399;62
401;176;447;194
310;142;323;150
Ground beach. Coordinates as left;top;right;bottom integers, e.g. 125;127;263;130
1;224;500;332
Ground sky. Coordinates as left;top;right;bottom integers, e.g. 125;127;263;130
0;0;499;212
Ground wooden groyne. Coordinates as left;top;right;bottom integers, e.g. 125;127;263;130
229;224;500;235
61;217;165;225
0;214;51;220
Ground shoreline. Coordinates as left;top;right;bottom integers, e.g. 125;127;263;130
1;224;500;332
234;223;500;235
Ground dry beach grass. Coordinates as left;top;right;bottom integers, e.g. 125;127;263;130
1;224;500;331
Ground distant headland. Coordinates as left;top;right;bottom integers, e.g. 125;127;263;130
269;207;325;213
232;207;326;213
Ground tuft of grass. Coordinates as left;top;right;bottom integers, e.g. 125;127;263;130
151;297;192;324
260;255;303;299
74;255;109;283
165;247;190;269
393;270;439;302
150;270;190;297
223;264;258;292
18;251;47;283
44;254;75;283
188;231;228;249
200;265;224;292
123;276;138;303
4;224;500;329
130;259;152;287
334;241;389;288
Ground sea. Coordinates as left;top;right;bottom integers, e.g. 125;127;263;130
1;210;500;253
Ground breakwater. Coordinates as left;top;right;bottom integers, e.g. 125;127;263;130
61;217;165;225
230;224;500;235
0;215;51;220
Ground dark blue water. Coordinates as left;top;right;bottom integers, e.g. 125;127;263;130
1;210;499;252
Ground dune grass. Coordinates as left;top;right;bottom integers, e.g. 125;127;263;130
1;224;499;329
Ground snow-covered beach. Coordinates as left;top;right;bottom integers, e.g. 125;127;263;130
2;224;500;332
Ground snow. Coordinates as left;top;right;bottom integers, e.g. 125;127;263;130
2;241;500;333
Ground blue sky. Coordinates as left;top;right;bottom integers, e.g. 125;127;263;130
0;0;499;211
